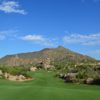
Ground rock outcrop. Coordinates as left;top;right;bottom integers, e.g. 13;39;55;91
0;71;32;81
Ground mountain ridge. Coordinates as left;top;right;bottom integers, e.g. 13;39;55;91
0;46;96;66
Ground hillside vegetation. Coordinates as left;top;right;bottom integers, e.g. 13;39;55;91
0;46;100;85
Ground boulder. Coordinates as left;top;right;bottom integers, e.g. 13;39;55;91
8;75;17;81
86;78;94;84
30;67;37;72
19;75;26;80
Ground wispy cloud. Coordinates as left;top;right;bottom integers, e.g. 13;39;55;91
63;33;100;46
0;30;58;46
21;34;56;46
0;1;27;15
0;30;17;40
21;35;44;42
2;29;100;47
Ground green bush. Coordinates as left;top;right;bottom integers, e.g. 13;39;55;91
0;65;31;77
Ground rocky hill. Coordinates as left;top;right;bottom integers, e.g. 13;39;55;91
0;46;96;66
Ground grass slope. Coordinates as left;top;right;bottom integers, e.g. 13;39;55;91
0;70;100;100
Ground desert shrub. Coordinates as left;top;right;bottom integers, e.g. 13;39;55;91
0;65;31;77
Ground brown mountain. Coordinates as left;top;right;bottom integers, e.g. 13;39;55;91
0;46;96;66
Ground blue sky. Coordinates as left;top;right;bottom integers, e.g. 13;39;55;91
0;0;100;59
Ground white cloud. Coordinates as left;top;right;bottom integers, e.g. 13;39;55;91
0;30;57;46
63;33;100;46
21;34;55;46
21;33;100;46
21;35;44;42
0;1;27;15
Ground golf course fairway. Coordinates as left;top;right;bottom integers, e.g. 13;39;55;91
0;70;100;100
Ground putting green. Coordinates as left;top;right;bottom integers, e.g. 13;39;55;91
0;70;100;100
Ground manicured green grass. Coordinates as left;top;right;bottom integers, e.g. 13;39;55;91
0;70;100;100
